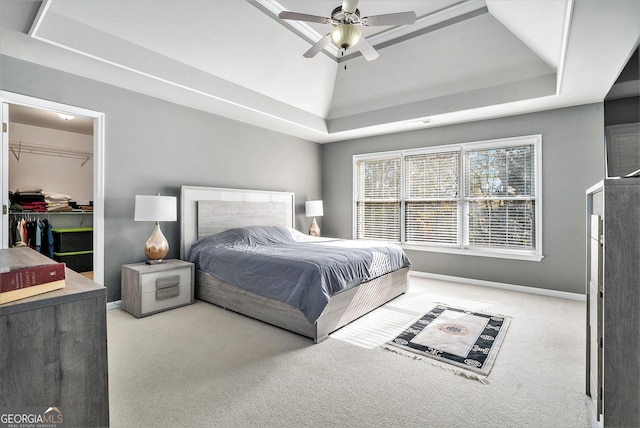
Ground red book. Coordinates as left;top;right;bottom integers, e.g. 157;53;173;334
0;263;66;292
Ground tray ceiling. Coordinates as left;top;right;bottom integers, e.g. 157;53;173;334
2;0;639;143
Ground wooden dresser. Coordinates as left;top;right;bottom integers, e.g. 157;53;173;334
0;247;109;427
586;179;640;427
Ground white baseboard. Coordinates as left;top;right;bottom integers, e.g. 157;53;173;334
107;300;122;311
584;396;603;428
410;271;586;301
105;275;584;309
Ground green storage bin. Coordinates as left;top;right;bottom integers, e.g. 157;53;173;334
52;227;93;253
54;250;93;272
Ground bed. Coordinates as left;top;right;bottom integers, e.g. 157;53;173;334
180;185;411;343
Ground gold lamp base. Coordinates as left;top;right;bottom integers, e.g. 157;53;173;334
309;217;320;237
144;222;169;263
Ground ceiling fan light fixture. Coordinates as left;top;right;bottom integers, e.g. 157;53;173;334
330;24;361;50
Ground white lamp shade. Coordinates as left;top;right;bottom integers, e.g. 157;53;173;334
305;200;324;218
134;195;177;222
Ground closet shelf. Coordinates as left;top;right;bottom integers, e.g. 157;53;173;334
9;139;92;166
9;211;93;215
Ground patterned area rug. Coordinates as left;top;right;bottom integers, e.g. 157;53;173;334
384;304;511;382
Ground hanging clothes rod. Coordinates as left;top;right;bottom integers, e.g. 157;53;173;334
9;139;92;166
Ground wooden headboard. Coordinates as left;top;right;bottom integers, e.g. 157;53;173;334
180;185;295;259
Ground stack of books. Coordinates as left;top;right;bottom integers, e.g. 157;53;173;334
0;262;66;304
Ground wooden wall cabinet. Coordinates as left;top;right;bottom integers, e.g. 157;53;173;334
586;178;640;427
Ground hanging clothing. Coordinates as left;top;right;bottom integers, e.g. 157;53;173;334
48;222;55;258
25;220;36;249
36;221;42;252
8;216;55;259
15;219;26;247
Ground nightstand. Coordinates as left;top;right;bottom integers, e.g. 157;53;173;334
121;259;194;318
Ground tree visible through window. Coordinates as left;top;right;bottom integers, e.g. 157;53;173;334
405;151;460;244
355;156;401;241
465;145;536;250
353;135;541;259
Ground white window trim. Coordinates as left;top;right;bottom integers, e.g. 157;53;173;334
352;151;402;241
353;135;543;261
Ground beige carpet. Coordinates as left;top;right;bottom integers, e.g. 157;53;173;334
107;275;591;428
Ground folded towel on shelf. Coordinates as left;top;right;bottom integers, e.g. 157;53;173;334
47;201;69;208
20;202;47;212
47;205;73;212
43;192;72;203
15;186;43;193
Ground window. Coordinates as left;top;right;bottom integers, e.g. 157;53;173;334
353;135;542;260
405;149;460;245
355;155;401;241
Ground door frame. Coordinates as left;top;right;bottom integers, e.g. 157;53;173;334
0;91;105;285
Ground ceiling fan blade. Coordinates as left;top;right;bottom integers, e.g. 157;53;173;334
341;0;360;14
279;11;332;24
360;11;417;27
304;34;332;58
355;37;379;61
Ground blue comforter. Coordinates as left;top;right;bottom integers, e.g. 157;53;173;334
187;226;411;323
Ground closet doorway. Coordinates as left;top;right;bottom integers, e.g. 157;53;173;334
1;92;104;285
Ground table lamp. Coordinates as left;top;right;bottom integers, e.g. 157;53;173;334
134;194;177;264
305;200;323;237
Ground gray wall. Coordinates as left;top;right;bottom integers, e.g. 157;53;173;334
1;53;607;298
322;104;605;294
1;55;322;301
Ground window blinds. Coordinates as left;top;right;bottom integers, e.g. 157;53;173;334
465;145;535;249
405;151;460;244
355;157;401;241
353;136;540;257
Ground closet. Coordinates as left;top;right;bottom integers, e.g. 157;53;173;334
7;104;94;276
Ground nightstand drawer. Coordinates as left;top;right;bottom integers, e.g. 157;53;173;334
140;281;191;315
139;266;192;293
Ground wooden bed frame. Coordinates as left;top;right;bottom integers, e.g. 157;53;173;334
180;185;409;343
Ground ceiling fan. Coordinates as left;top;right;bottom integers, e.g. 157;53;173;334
278;0;417;61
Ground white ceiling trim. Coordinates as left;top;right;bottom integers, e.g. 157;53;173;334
28;0;52;36
361;0;487;47
28;1;330;139
555;0;575;95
